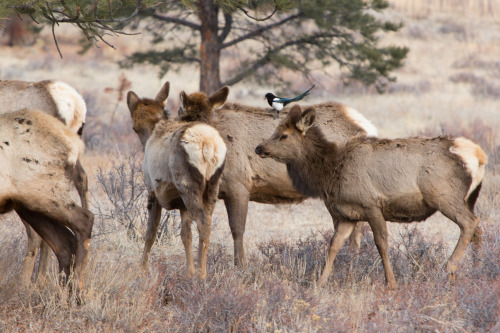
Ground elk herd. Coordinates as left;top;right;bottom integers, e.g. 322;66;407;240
0;79;488;297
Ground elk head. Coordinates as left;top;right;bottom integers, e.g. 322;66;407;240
127;81;170;147
178;86;230;122
255;104;316;162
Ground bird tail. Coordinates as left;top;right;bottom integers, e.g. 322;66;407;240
291;84;316;102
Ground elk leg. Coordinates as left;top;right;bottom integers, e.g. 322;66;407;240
335;219;363;274
440;207;479;281
37;239;51;282
349;222;363;255
20;221;43;284
223;189;250;266
348;222;364;275
195;209;211;280
182;195;212;279
194;170;221;279
317;220;356;287
367;210;397;289
141;193;162;268
16;207;77;282
72;159;89;210
180;209;195;278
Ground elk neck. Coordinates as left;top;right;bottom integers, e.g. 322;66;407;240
285;125;342;199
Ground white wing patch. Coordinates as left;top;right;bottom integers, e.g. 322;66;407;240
345;107;378;137
272;101;284;111
47;81;87;133
449;137;487;200
181;124;227;180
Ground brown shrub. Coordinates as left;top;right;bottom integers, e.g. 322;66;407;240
449;72;500;99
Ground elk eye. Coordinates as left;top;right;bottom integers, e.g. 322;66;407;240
280;134;288;140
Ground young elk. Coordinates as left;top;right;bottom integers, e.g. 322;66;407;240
137;93;375;268
255;105;487;289
0;109;94;292
128;82;227;279
0;79;89;284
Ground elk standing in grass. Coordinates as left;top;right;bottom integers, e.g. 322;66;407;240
134;89;377;268
0;109;94;292
128;82;227;279
0;79;89;283
255;105;487;289
182;100;377;266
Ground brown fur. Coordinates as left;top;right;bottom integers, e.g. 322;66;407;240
136;90;374;267
0;79;89;284
0;109;94;292
256;105;487;289
128;82;227;279
179;86;230;122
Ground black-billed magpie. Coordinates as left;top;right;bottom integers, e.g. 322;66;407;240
264;84;316;118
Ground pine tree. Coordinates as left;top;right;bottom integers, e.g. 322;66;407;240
1;0;408;94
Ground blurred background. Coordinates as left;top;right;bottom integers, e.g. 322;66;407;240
0;1;498;331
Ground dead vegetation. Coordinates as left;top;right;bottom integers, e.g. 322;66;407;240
0;1;499;331
0;221;497;332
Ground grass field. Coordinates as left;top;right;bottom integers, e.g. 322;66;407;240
0;1;499;332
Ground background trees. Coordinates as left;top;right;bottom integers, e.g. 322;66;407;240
1;0;408;93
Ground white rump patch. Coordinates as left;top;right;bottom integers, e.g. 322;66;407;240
449;137;487;200
345;107;378;137
181;124;227;180
47;81;87;133
67;135;84;166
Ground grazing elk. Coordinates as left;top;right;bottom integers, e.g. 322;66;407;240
0;109;94;291
135;89;376;267
255;105;487;289
128;82;227;279
0;79;89;284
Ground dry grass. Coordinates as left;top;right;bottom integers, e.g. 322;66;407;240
0;211;498;332
1;2;500;332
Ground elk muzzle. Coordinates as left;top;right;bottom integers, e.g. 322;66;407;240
254;144;270;158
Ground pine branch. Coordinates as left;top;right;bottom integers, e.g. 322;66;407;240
220;12;302;50
218;11;232;43
223;32;343;86
238;6;278;21
140;7;201;30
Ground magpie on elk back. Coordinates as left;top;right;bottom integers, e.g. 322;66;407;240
264;84;316;118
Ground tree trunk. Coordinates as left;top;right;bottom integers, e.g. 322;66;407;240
3;15;35;47
198;0;221;94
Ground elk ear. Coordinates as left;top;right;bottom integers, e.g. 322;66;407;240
179;91;189;112
127;91;139;115
155;81;170;103
209;86;230;109
296;107;316;134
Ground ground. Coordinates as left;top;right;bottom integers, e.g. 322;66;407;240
0;1;498;331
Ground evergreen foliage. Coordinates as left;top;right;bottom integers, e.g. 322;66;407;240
1;0;408;91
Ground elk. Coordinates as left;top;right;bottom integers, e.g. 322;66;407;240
127;82;227;279
0;79;89;283
135;90;377;267
0;109;94;292
185;100;377;266
255;105;487;289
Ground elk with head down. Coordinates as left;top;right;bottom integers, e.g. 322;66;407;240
0;109;94;292
134;87;377;268
128;82;227;279
255;105;487;289
0;79;89;284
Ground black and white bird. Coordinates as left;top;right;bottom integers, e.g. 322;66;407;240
264;84;316;118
